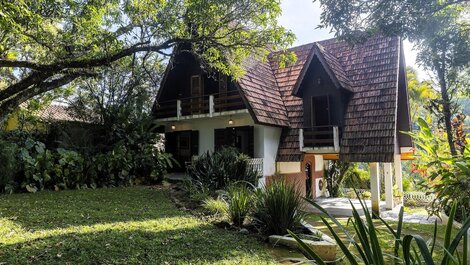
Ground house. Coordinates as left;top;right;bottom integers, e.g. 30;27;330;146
152;35;413;214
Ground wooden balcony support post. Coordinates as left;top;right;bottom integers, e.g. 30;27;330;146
176;100;182;120
384;162;394;210
299;128;304;151
209;95;214;117
369;162;381;218
333;126;340;152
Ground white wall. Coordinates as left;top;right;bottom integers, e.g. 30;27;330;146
259;125;282;176
162;113;281;177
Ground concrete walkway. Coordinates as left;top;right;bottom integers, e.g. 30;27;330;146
305;197;440;224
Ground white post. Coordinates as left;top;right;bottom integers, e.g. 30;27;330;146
299;128;304;151
394;154;403;205
209;95;214;117
333;126;340;152
384;163;394;210
176;99;182;120
370;162;381;217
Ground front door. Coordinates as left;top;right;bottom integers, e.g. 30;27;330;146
165;130;199;172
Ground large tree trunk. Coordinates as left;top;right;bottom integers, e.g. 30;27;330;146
437;62;457;156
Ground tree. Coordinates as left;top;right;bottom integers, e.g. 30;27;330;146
314;0;470;155
0;0;295;120
406;67;437;126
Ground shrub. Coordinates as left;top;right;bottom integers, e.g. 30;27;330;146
18;139;55;193
0;140;18;193
187;147;258;191
223;184;253;226
182;179;211;203
202;198;228;216
408;118;470;221
361;191;371;199
252;180;304;235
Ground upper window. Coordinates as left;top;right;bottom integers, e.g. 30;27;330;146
311;95;331;126
191;75;202;97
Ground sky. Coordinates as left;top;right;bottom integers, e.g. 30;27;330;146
278;0;427;80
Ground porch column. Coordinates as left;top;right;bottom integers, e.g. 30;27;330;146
394;154;404;205
384;163;394;210
369;162;381;217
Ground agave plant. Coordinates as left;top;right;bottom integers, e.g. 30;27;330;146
289;194;470;265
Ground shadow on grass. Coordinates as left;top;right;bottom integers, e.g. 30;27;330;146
0;186;276;264
0;224;274;264
0;187;181;230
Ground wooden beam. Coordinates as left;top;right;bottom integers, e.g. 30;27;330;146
322;154;339;160
400;152;414;160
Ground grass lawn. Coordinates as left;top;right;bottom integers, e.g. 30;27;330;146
0;186;277;265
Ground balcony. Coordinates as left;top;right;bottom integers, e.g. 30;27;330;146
299;125;341;153
154;90;246;120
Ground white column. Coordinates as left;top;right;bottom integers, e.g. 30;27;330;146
394;154;403;205
369;162;381;217
299;128;304;151
209;95;214;117
176;99;182;120
333;126;340;152
384;163;394;210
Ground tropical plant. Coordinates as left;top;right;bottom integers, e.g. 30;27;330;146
187;147;258;191
408;118;470;221
290;196;470;265
0;139;18;193
252;179;304;235
223;184;253;226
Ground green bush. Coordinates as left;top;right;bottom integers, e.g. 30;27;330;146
187;147;258;191
361;191;371;199
408;118;470;221
0;140;18;193
224;184;253;226
202;198;228;216
0;130;174;194
252;180;304;235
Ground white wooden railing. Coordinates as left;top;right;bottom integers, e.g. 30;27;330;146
248;158;263;177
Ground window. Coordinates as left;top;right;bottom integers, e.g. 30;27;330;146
311;95;331;126
191;75;202;97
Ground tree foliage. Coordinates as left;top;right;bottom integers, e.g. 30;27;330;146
0;0;295;119
314;0;470;155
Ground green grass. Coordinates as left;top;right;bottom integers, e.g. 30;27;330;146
304;213;460;263
0;186;277;264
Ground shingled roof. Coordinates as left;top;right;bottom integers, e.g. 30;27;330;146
235;35;405;162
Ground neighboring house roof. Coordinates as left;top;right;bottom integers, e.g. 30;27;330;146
235;35;405;162
35;104;90;123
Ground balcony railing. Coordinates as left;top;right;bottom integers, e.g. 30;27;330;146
299;125;341;152
155;90;245;119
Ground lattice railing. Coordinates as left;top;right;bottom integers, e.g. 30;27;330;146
248;158;263;177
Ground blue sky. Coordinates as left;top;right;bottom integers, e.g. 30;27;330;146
278;0;427;79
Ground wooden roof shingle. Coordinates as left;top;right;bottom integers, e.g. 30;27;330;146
235;35;403;162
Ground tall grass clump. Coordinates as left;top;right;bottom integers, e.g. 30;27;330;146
225;184;253;226
253;179;304;235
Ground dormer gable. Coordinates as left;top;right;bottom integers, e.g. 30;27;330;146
292;43;352;97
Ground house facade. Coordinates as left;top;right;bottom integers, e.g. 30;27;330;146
152;35;413;211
